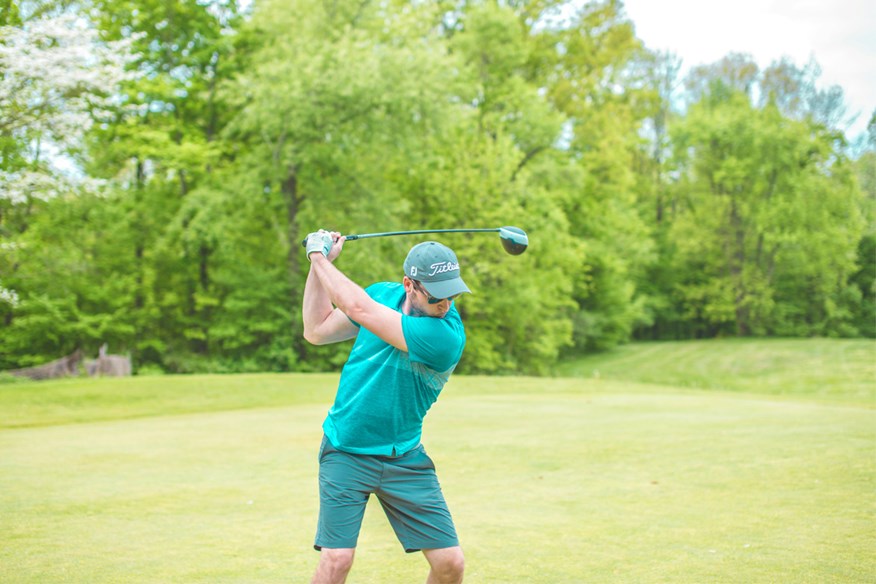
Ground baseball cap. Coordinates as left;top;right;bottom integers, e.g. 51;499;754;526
403;241;471;299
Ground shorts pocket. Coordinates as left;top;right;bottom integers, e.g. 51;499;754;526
319;435;337;461
402;445;435;472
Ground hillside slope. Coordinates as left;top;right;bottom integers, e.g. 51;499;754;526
555;338;875;404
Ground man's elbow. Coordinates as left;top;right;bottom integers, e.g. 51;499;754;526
303;327;327;345
341;299;370;326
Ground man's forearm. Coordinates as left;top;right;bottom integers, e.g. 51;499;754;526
307;254;373;319
302;259;334;336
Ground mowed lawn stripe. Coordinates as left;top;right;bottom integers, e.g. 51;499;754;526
0;373;340;429
555;338;876;405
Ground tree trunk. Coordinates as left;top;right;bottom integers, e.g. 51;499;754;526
283;167;300;289
195;242;211;355
728;196;750;336
282;166;306;361
134;158;145;311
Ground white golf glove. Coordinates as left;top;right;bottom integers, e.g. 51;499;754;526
305;230;334;259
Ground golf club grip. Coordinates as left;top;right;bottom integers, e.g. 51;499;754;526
300;234;362;248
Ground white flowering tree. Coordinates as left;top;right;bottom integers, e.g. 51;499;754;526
0;12;136;312
0;13;136;201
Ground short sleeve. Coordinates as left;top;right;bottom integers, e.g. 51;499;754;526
401;313;465;372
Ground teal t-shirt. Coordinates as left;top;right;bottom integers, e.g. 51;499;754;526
322;282;466;456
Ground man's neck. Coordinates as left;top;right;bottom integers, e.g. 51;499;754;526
402;295;426;317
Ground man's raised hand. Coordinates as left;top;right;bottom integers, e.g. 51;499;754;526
305;230;333;259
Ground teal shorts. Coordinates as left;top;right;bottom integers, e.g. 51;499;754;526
314;436;459;553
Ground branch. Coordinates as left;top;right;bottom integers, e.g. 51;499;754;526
511;146;546;182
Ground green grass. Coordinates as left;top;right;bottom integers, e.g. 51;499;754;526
556;338;876;405
0;373;340;430
1;339;874;583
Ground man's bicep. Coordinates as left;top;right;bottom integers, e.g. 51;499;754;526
354;303;407;352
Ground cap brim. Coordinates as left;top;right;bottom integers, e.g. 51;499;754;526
422;277;471;299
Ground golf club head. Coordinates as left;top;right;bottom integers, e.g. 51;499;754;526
499;226;528;255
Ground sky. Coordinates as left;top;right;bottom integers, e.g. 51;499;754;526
621;0;876;140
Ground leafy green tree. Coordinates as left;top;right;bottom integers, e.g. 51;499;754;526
220;0;582;374
219;0;468;368
0;0;19;26
848;112;876;336
527;0;653;350
760;57;851;132
85;0;245;369
0;11;136;366
668;88;864;336
635;53;869;340
629;49;685;338
0;191;138;368
5;0;870;375
685;53;760;101
395;1;578;373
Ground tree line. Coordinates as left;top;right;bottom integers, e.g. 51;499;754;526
1;0;873;375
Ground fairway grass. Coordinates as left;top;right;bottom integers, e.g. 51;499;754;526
2;340;875;583
0;373;341;430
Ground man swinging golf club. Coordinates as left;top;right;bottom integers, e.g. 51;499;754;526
303;229;469;584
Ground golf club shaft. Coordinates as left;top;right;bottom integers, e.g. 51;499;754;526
346;228;499;241
301;228;500;247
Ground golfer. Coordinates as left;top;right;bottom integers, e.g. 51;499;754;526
302;229;469;584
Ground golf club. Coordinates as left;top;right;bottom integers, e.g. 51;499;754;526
301;226;529;255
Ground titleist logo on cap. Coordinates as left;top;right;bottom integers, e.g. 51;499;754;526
409;261;459;277
428;261;459;276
